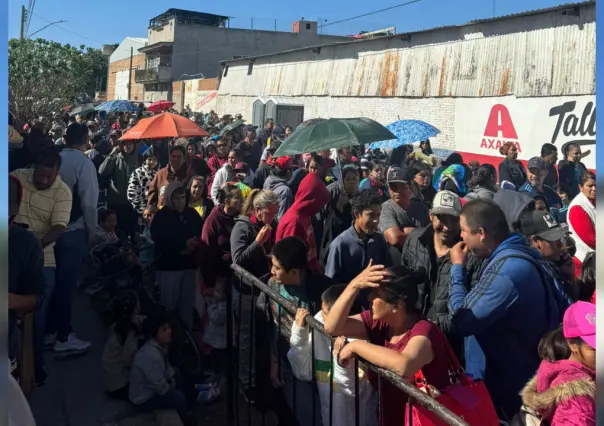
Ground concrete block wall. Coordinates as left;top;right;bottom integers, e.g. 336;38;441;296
215;95;456;152
107;54;146;101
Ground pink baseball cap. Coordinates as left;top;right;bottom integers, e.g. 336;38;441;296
563;301;596;349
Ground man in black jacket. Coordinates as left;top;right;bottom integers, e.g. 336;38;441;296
255;118;274;148
401;190;481;360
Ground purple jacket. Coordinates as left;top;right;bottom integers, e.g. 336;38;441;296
521;360;595;425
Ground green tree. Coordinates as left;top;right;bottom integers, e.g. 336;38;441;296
8;38;108;127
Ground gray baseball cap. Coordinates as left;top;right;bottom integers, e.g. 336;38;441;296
431;190;462;217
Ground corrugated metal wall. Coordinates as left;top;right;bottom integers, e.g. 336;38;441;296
218;4;595;99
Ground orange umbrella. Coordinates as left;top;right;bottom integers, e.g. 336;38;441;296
119;112;209;140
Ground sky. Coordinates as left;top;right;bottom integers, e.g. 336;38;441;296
8;0;578;48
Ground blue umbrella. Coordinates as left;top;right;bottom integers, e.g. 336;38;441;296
95;100;138;113
369;120;440;150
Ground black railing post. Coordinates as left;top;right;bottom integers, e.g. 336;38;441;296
354;358;360;426
230;264;470;426
248;286;254;426
311;328;317;426
226;277;234;424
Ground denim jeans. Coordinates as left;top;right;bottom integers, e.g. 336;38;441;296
46;229;87;341
34;267;56;376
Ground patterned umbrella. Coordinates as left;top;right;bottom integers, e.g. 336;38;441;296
368;120;440;150
95;100;138;113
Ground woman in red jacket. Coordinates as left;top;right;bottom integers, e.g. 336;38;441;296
567;171;595;278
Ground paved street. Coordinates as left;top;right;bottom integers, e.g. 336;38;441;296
27;290;266;426
28;291;140;426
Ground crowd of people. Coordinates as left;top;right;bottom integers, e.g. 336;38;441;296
8;106;596;426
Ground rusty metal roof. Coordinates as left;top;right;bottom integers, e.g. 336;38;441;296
218;7;595;99
219;0;595;65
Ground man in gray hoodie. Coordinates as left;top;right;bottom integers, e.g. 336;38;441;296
99;139;141;238
263;156;295;221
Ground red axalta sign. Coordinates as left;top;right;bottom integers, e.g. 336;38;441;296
197;92;217;108
480;104;522;153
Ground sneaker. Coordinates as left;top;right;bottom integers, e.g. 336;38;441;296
197;387;220;404
195;381;218;392
44;333;57;348
54;333;91;353
239;386;257;405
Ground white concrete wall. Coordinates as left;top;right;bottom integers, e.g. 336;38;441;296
216;94;456;150
216;93;597;169
109;38;148;63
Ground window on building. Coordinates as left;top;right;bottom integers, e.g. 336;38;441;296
305;23;311;30
223;65;229;77
247;62;253;75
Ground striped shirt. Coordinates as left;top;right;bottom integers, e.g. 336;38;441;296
11;168;72;267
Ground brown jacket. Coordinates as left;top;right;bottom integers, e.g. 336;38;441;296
147;164;191;207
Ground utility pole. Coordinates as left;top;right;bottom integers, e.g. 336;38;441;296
127;46;133;100
20;6;26;39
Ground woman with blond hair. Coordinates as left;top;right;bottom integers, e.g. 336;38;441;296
230;189;279;397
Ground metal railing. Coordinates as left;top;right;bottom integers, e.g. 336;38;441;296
228;264;469;426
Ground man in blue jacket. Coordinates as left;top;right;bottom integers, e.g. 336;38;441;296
448;199;559;420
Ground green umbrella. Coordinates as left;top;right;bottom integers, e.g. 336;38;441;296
273;117;397;157
219;119;245;135
69;103;97;117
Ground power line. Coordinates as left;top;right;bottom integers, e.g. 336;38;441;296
321;0;423;28
25;0;36;36
31;11;104;44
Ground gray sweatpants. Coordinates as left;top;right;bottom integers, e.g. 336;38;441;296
157;269;197;329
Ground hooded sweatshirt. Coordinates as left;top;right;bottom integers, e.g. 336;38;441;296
200;205;237;286
231;215;277;294
494;189;535;232
464;185;496;201
98;145;141;205
150;182;203;271
276;173;330;274
521;360;595;425
147;163;190;207
263;174;294;221
449;233;561;416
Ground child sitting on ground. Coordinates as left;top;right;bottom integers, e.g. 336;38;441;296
287;284;378;426
92;208;122;247
129;312;190;424
102;290;145;399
